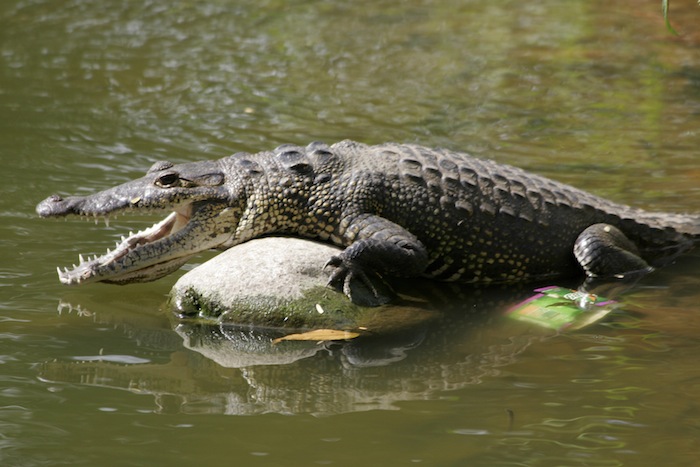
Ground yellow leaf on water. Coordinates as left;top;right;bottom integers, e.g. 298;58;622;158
272;329;360;344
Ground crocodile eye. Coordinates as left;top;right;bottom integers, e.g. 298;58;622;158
155;171;180;188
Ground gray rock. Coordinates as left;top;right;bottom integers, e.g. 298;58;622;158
169;237;438;332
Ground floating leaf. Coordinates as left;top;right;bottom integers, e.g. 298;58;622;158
272;329;360;344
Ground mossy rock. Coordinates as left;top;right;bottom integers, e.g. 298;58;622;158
169;238;438;333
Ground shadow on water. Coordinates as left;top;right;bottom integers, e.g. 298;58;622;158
38;281;566;416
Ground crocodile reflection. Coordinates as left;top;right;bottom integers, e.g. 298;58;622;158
40;285;556;416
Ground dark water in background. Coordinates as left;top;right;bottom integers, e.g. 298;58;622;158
2;0;700;465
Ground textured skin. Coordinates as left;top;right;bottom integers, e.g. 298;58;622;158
37;140;699;303
310;142;697;284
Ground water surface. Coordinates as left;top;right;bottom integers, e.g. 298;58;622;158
2;0;700;465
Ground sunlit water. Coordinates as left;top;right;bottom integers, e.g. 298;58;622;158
1;0;700;465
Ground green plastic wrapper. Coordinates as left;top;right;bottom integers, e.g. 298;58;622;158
507;286;617;331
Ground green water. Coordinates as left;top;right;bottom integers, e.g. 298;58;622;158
2;0;700;465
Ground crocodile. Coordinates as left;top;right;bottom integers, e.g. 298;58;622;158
36;140;699;305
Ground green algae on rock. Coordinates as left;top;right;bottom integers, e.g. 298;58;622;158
169;237;438;333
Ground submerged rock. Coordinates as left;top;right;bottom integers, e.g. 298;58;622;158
169;237;437;332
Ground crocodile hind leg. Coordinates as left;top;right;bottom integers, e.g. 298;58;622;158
574;223;653;279
325;214;429;306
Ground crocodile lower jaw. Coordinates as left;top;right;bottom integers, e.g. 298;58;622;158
58;206;192;285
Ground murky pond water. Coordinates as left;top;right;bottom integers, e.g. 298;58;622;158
2;0;700;465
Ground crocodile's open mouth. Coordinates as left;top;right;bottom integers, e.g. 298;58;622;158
58;205;195;285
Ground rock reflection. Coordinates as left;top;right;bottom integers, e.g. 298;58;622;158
40;285;557;415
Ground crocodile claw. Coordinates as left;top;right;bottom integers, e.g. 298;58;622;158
324;255;395;307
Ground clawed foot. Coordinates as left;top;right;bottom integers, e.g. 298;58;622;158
324;255;395;307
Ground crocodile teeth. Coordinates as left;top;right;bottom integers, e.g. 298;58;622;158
55;205;194;285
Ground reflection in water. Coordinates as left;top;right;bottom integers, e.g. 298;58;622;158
41;286;552;415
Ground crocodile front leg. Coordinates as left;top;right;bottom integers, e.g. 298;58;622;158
326;214;429;306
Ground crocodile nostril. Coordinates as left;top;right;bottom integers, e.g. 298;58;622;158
49;194;63;202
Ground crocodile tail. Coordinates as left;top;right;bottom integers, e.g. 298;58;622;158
678;213;700;244
693;215;700;243
659;212;700;241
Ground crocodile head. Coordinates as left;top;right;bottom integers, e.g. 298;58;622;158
36;158;242;285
